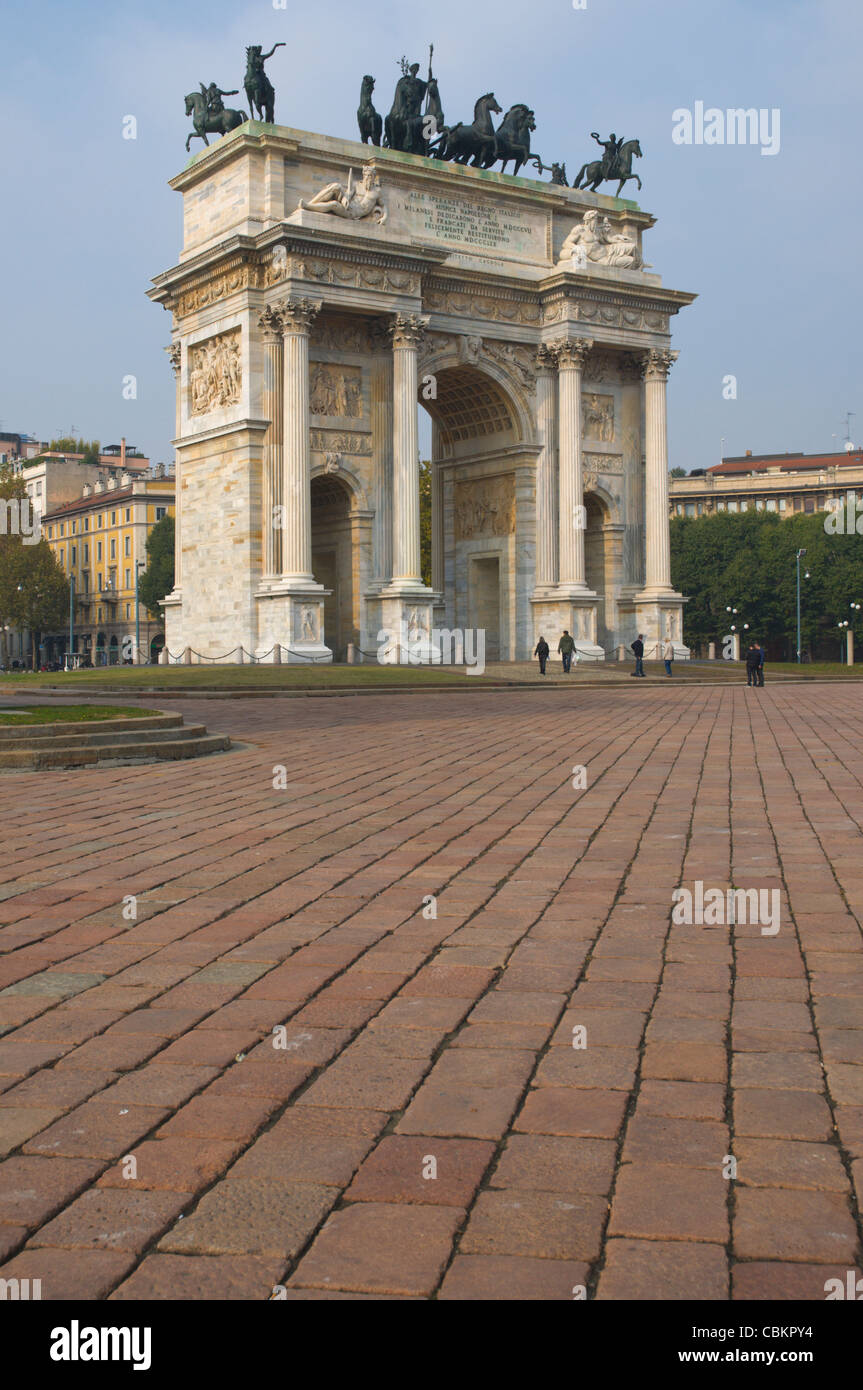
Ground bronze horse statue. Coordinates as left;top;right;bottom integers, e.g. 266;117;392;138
244;43;284;124
430;92;502;166
573;138;643;196
184;90;247;151
357;75;383;145
492;104;537;176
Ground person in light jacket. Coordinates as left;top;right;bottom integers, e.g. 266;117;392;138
663;637;674;676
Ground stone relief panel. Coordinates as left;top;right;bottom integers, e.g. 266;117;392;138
310;429;372;456
454;476;515;541
310;363;363;418
424;285;541;326
312;317;374;354
188;329;242;416
583;393;615;442
176;265;256;318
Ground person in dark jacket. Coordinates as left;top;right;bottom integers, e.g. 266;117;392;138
534;636;550;675
558;630;576;673
756;642;765;686
630;634;645;677
745;642;760;687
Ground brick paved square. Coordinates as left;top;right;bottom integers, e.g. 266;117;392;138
1;687;862;1302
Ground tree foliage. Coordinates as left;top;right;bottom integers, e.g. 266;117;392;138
671;509;863;658
419;459;432;587
137;515;175;617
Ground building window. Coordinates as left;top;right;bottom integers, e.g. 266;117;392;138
125;508;131;522
81;572;89;593
98;606;102;622
804;497;815;513
156;506;167;521
716;501;726;511
685;503;695;517
60;523;65;536
125;603;131;619
766;499;777;512
110;538;116;560
125;568;131;588
71;545;77;563
72;519;77;534
84;517;89;531
124;535;131;557
111;510;117;525
84;543;89;562
739;500;748;511
778;499;786;511
794;496;803;512
97;541;102;561
59;548;64;564
48;526;53;538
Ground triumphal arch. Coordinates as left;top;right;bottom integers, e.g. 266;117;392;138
150;120;695;662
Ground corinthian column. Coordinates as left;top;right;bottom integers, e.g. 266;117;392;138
534;345;557;589
259;305;284;579
389;313;429;586
642;348;678;593
277;297;321;585
556;337;593;590
166;343;182;589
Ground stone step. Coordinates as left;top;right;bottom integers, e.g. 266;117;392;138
0;724;210;751
0;733;232;771
0;713;184;742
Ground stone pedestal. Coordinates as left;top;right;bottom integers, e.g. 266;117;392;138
256;585;332;663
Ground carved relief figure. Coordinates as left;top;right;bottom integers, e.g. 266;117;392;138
559;209;645;271
454;477;515;540
298;165;387;225
301;607;318;641
310;364;363;418
189;329;242;415
583;393;615;442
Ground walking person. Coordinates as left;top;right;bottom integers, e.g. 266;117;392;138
534;635;550;675
663;636;674;677
756;641;765;687
745;642;760;687
558;629;576;674
630;633;645;677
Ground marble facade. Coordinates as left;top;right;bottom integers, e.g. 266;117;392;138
150;121;695;663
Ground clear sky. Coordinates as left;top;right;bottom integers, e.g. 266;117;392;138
2;0;860;470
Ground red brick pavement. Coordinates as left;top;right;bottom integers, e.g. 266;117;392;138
0;685;861;1300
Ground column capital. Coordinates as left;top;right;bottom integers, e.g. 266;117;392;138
554;337;594;370
390;313;430;350
641;348;678;382
534;344;558;374
273;296;323;334
259;303;286;343
165;343;181;378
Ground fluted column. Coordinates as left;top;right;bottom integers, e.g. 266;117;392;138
556;337;593;590
534;346;558;588
389;313;429;586
278;297;321;585
642;348;677;593
166;343;182;588
371;337;394;585
259;305;284;579
431;424;444;593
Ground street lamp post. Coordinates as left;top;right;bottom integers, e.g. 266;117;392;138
134;560;145;665
796;549;807;663
725;606;749;661
68;573;75;670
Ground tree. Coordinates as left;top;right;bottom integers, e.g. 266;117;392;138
670;508;863;658
669;467;687;479
137;515;175;617
419;459;432;587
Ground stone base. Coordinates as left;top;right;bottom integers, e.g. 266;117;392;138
633;591;690;660
255;584;333;664
375;590;440;665
530;591;606;662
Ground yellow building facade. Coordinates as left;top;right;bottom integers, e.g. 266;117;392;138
43;472;175;665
